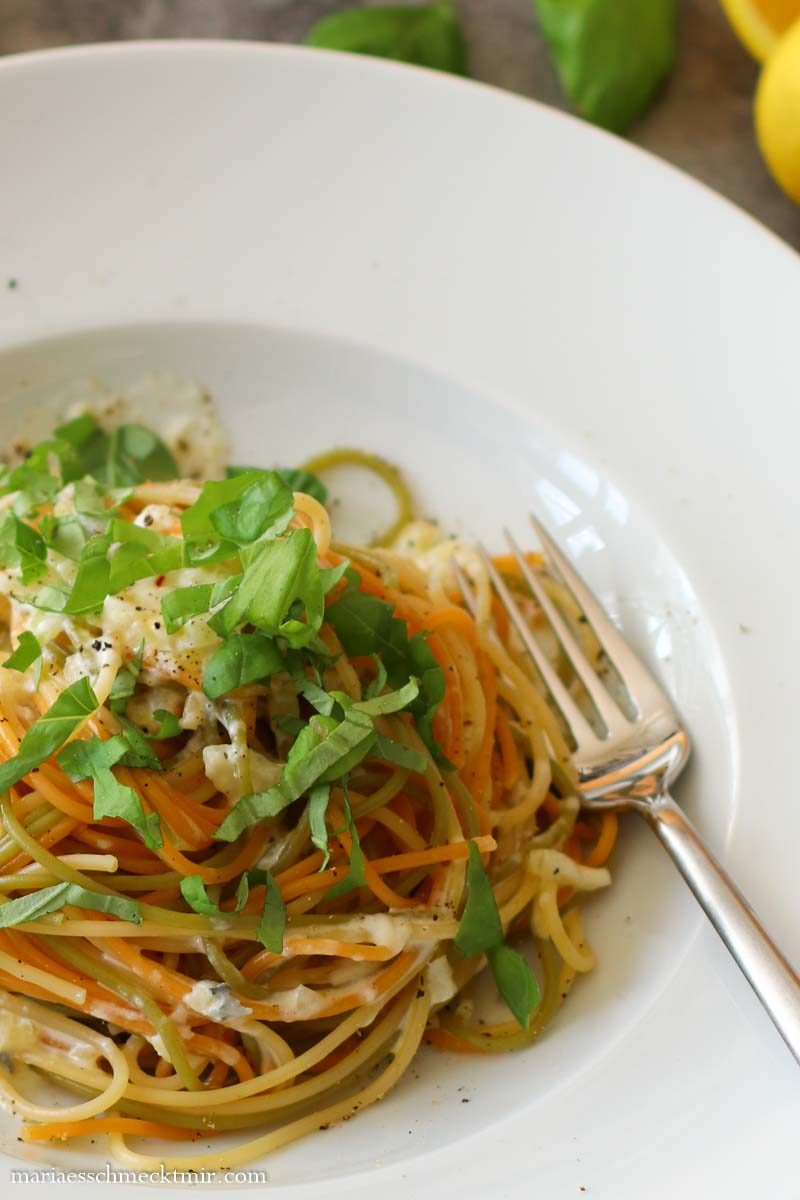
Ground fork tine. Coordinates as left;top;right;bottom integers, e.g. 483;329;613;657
503;528;630;737
451;559;477;618
476;545;606;753
529;515;672;718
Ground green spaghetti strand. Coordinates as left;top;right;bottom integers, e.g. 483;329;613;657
302;448;414;547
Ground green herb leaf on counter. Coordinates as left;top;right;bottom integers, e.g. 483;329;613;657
306;2;468;77
0;881;141;928
0;676;99;794
533;0;676;134
2;632;43;687
203;632;285;700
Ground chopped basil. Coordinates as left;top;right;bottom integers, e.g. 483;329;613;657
325;784;367;898
454;843;540;1029
0;513;48;585
209;471;293;547
57;727;162;850
202;633;284;700
215;680;419;841
215;529;324;649
2;632;42;687
108;642;144;716
151;709;182;739
308;781;332;868
326;575;448;764
0;677;98;794
0;881;141;928
371;733;427;772
454;843;503;957
161;584;215;634
486;943;541;1029
180;869;285;953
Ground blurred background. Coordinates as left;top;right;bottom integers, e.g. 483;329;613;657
2;0;799;251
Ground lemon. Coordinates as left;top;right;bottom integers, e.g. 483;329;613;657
721;0;800;60
755;17;800;202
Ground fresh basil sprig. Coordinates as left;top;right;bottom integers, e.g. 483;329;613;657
306;2;468;76
455;843;541;1029
534;0;676;133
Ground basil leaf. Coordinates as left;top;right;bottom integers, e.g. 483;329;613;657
210;472;293;547
180;875;228;917
486;943;540;1029
0;881;141;928
215;712;371;841
0;513;48;585
353;676;418;717
161;584;214;634
275;468;328;505
0;677;98;793
203;633;284;701
371;733;427;772
257;871;286;953
326;785;367;899
454;842;503;957
152;709;182;739
108;539;186;594
108;642;144;716
97;423;179;487
62;552;111;615
326;581;448;764
40;515;87;561
181;471;267;542
115;718;163;770
2;632;42;687
308;782;332;868
92;766;163;850
534;0;676;133
306;2;468;76
220;529;323;648
320;560;350;596
57;727;163;849
57;733;129;779
364;655;388;700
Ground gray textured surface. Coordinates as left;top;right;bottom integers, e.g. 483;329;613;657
2;0;799;251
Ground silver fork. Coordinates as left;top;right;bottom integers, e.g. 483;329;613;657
454;515;800;1064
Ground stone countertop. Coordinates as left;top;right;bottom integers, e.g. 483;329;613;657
2;0;799;252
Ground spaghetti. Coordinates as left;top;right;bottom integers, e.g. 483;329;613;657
0;413;616;1169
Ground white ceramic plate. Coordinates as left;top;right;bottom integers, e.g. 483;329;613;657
0;41;798;1199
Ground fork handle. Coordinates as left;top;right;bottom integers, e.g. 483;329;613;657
644;792;800;1065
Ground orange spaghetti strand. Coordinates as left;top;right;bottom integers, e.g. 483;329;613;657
583;812;618;868
22;1118;199;1144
